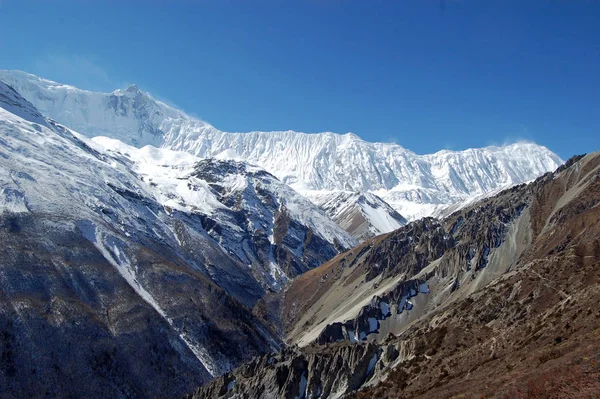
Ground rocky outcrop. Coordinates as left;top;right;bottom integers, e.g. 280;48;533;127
189;158;356;292
275;177;533;348
190;342;393;399
315;279;430;345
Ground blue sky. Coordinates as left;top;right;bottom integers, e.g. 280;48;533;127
0;0;598;159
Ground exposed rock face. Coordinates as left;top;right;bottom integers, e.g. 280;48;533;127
190;343;388;399
0;213;267;397
278;180;532;347
193;152;600;398
183;158;356;291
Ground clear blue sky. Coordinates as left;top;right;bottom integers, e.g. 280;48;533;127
0;0;598;159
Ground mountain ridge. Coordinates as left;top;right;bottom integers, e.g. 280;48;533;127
0;80;355;396
0;70;563;224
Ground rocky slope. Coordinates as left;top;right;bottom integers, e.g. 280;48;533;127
0;81;354;397
88;137;356;293
306;191;407;241
191;152;600;398
0;70;562;225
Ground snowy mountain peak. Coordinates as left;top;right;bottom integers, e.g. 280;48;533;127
0;70;564;223
125;84;142;93
111;83;147;98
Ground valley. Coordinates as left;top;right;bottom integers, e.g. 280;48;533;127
0;73;596;398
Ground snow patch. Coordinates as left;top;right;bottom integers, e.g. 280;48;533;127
379;301;391;318
366;353;378;377
368;317;378;333
294;372;307;399
0;187;29;213
77;220;219;377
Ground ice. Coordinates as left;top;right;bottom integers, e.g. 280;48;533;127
294;373;307;399
368;317;378;333
366;353;378;377
379;301;391;318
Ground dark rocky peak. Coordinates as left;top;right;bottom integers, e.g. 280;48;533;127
193;158;275;183
125;84;142;94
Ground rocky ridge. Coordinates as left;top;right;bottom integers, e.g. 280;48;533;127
191;152;600;398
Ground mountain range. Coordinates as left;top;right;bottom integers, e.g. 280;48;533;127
0;70;563;235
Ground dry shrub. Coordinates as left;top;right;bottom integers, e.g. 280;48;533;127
503;362;600;399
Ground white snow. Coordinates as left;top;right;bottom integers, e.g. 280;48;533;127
0;187;29;213
306;190;406;239
360;201;405;234
1;70;564;223
0;86;292;378
89;136;357;291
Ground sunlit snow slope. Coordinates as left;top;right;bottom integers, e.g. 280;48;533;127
0;70;563;223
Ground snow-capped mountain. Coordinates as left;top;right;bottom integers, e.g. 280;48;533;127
0;80;355;396
0;70;564;225
306;191;407;241
88;137;356;291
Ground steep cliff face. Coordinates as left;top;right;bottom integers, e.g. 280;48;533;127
192;152;600;398
279;179;532;348
353;153;600;398
190;343;387;399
